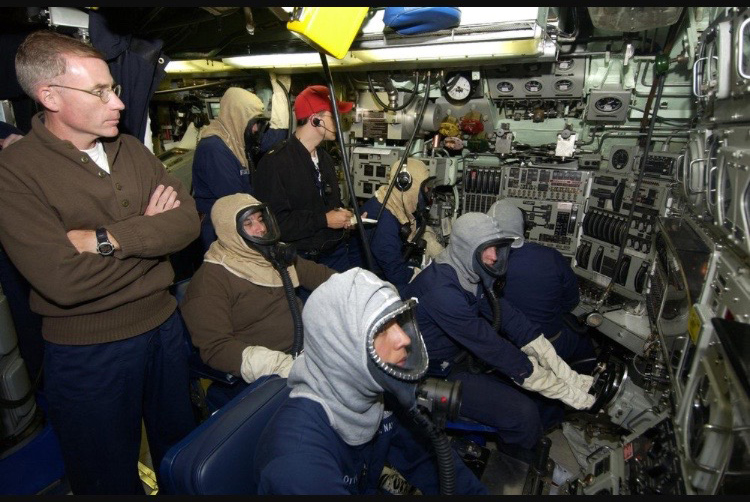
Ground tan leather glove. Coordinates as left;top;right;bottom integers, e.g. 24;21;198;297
269;72;291;130
521;334;594;393
518;356;595;410
240;345;294;383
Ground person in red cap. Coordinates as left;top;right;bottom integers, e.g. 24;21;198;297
254;85;365;285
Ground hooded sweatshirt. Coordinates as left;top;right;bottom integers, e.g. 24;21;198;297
434;212;501;294
181;193;333;375
200;87;265;168
288;268;401;445
204;193;297;287
374;158;431;240
361;159;434;291
487;199;525;248
253;268;488;495
404;213;537;382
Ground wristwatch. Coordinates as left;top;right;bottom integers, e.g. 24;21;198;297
95;227;115;256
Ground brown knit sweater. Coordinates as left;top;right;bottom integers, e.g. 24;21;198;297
180;258;334;376
0;113;200;343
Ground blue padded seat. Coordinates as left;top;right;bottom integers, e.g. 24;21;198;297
159;375;290;495
383;7;461;35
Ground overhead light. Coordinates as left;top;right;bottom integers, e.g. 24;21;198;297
222;52;363;69
165;60;237;74
352;38;543;63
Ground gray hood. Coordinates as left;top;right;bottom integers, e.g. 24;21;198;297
487;199;525;248
288;268;403;446
434;212;503;294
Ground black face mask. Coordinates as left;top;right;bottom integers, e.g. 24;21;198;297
244;117;270;168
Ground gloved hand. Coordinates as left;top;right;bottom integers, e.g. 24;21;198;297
240;345;294;383
518;356;595;410
521;334;593;393
423;226;445;260
269;72;291;130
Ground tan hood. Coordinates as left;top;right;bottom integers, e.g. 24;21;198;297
374;158;430;239
200;87;266;168
203;193;298;288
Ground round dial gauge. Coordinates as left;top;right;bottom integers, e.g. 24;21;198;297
595;96;623;113
524;80;543;93
557;59;574;71
444;72;473;102
554;79;573;92
611;149;629;170
496;81;514;93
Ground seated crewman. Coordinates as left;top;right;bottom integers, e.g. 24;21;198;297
253;268;488;495
403;212;595;463
488;199;596;371
180;193;335;405
361;158;444;296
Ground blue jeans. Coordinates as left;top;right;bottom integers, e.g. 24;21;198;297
43;309;196;494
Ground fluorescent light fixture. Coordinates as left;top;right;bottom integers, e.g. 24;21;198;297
222;52;363;69
220;38;543;69
352;38;542;63
165;60;237;74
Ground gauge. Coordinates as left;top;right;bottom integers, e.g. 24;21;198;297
496;81;514;93
554;79;573;92
443;71;475;103
594;96;623;113
557;59;575;71
524;80;543;93
611;149;629;170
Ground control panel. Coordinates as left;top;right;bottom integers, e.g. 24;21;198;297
351;147;461;199
502;166;590;255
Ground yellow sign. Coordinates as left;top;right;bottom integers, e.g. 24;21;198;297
687;305;702;343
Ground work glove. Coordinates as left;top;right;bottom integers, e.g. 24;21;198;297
269;72;291;130
423;226;445;260
240;345;294;383
521;334;594;393
518;356;595;410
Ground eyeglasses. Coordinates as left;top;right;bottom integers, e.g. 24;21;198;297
48;84;122;104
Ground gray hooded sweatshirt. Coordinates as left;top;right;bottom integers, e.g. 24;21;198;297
434;212;503;294
288;268;402;446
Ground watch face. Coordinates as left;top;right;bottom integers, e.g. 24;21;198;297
98;242;114;255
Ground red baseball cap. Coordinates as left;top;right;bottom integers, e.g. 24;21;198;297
294;85;354;120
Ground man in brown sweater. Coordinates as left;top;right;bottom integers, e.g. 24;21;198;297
180;193;334;406
0;30;200;494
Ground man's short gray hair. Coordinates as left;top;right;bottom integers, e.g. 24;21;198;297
15;30;105;101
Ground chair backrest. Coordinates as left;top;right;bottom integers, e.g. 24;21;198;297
159;375;291;494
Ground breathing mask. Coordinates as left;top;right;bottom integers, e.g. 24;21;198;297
474;238;515;277
366;298;428;409
236;204;295;270
244;117;270;167
365;298;461;424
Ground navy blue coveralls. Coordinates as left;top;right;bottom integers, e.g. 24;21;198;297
504;243;595;369
360;197;414;296
191;136;252;252
403;262;561;450
254;396;488;494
